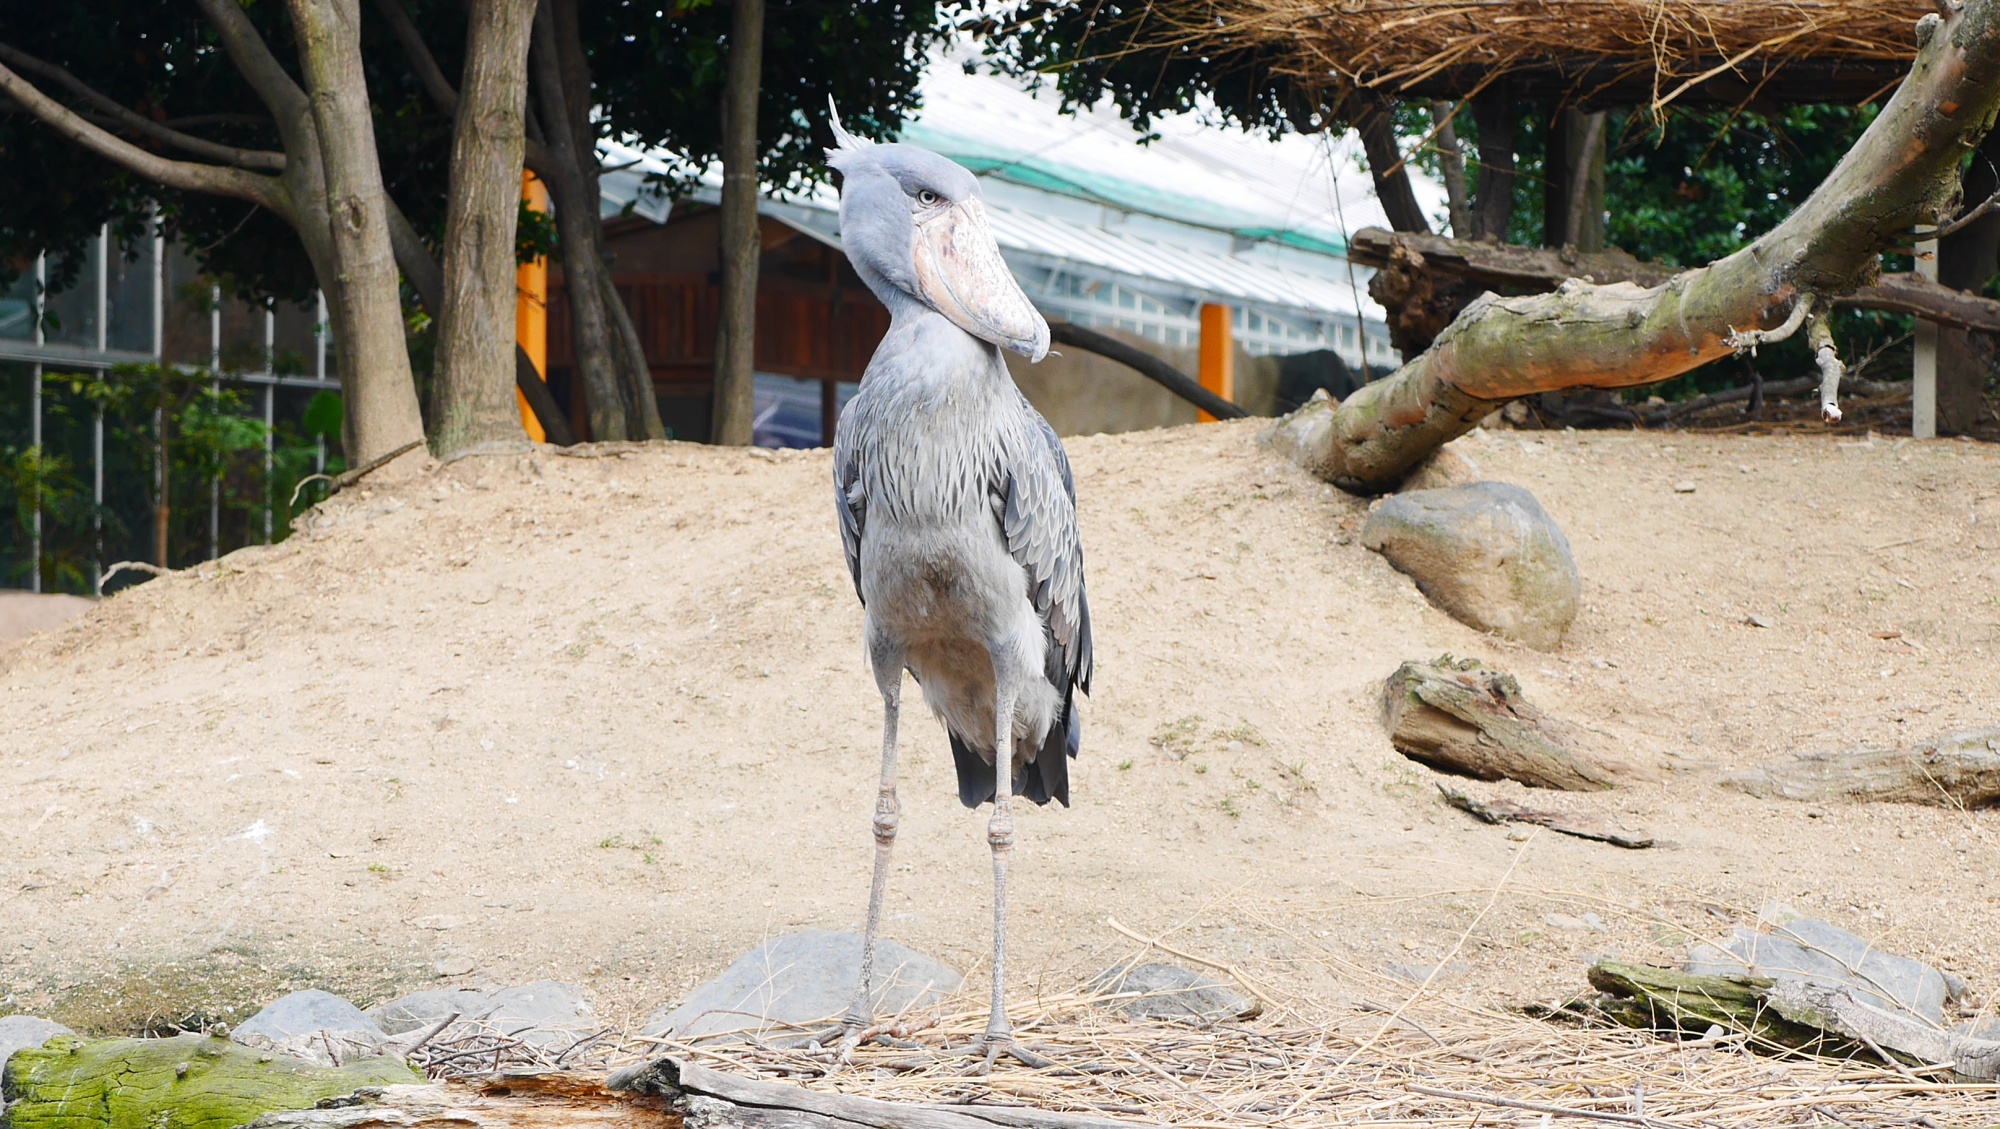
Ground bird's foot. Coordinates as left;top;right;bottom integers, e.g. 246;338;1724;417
952;1033;1054;1074
814;1016;933;1062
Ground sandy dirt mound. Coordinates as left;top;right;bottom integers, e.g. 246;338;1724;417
2;422;1998;1036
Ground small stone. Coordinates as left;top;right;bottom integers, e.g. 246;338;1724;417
1505;825;1534;841
435;956;476;977
1746;614;1775;628
1088;963;1255;1022
1674;481;1697;493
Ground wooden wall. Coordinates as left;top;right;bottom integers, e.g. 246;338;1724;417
547;209;888;442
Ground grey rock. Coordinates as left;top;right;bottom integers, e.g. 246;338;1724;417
643;931;960;1042
1362;482;1581;651
480;981;595;1050
0;1015;74;1077
231;989;389;1067
366;987;499;1036
367;981;594;1051
1090;963;1254;1022
1685;909;1962;1026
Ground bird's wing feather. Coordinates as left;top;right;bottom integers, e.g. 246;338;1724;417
833;412;865;605
998;400;1092;701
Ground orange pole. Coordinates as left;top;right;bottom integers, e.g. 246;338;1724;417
516;171;550;442
1197;303;1234;423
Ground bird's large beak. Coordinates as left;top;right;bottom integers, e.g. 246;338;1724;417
911;199;1049;362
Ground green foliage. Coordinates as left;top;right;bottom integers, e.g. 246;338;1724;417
591;0;948;199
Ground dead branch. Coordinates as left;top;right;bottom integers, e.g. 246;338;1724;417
1438;785;1656;848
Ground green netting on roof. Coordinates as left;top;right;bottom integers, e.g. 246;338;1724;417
901;123;1348;258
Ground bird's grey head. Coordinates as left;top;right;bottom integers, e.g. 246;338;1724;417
825;105;1050;362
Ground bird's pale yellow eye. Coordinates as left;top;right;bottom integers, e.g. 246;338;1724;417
916;189;941;207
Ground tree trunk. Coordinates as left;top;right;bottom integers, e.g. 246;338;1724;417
1268;6;2000;494
1936;129;2000;433
286;0;429;469
1354;98;1430;234
1430;101;1472;239
1469;83;1516;243
430;0;536;457
528;0;630;442
712;0;766;447
1543;108;1607;252
547;0;665;441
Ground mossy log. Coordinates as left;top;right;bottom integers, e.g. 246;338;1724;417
0;1033;421;1129
1264;0;2000;493
237;1072;678;1129
1586;962;1835;1052
1589;962;2000;1078
1383;656;1647;791
1721;728;2000;808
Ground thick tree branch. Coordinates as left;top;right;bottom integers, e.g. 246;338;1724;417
1272;3;2000;493
0;41;286;171
1048;321;1248;419
370;0;460;117
0;60;288;214
191;0;314;135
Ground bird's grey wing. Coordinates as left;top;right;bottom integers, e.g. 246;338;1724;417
998;407;1092;697
833;418;865;605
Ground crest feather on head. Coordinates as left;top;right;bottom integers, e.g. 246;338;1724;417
825;97;875;172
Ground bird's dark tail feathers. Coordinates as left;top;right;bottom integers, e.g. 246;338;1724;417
950;690;1080;809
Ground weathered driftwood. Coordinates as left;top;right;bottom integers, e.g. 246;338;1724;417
1589;962;2000;1079
237;1072;676;1129
1349;227;2000;354
1383;656;1645;791
608;1056;1157;1129
1721;727;2000;808
1266;1;2000;493
1438;785;1655;848
0;1033;422;1129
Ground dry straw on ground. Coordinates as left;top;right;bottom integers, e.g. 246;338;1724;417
628;994;2000;1128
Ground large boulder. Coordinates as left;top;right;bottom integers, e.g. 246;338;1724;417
642;931;959;1043
0;1016;73;1097
1361;482;1581;650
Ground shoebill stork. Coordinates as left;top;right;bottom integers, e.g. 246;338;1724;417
825;112;1092;1065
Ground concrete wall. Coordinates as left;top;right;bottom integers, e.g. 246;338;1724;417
1003;326;1283;438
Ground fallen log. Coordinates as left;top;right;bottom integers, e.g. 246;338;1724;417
1382;656;1648;791
608;1056;1157;1129
1350;227;2000;354
1588;961;2000;1079
1437;785;1656;848
1;1033;423;1129
1268;2;2000;493
1721;727;2000;808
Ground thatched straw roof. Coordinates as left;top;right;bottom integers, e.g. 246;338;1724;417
1122;0;1932;106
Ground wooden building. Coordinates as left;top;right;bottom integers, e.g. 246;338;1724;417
547;206;888;444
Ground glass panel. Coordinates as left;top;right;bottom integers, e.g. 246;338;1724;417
107;235;158;354
42;244;99;348
0;267;34;341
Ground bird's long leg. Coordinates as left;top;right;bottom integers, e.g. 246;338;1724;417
839;652;902;1057
973;641;1049;1072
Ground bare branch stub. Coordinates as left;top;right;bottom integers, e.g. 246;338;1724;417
1809;315;1846;423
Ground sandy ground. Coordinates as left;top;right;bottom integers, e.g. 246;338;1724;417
3;421;1999;1038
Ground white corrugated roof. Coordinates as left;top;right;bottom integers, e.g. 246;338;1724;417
597;49;1439;324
